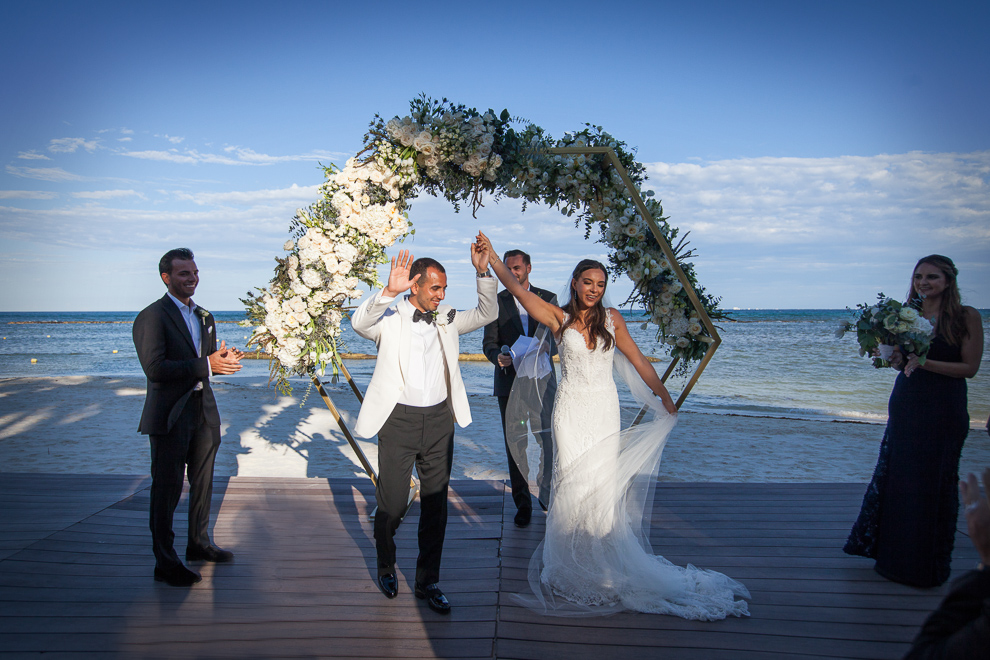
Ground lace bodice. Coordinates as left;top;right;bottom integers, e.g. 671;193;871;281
556;311;615;393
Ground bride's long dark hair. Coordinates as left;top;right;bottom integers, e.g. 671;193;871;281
560;259;614;351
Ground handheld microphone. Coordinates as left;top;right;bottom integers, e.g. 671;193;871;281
500;345;512;373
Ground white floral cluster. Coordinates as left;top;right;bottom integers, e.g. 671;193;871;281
385;111;503;181
837;294;934;368
251;222;364;374
325;157;411;246
248;156;415;389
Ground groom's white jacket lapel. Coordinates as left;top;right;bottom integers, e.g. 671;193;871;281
350;276;498;438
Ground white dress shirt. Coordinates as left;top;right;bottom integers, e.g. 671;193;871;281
391;295;447;407
167;292;208;387
514;283;531;336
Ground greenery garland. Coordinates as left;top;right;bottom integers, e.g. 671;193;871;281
244;95;724;393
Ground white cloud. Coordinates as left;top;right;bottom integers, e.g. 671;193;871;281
173;183;320;206
643;151;990;249
0;190;57;200
17;151;50;160
5;165;83;181
120;150;198;164
155;133;184;144
120;128;134;135
222;146;341;165
119;146;342;167
639;150;990;306
118;137;132;142
71;190;143;200
48;137;99;153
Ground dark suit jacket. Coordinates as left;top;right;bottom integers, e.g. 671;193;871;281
905;568;990;659
482;286;557;397
133;293;220;435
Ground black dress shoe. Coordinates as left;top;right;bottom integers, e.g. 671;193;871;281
538;498;549;512
514;507;532;528
377;573;398;599
186;545;234;563
154;565;201;587
415;582;451;614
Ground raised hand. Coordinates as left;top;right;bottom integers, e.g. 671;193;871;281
471;233;490;273
209;340;243;375
383;249;419;298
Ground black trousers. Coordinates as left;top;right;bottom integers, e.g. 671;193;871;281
374;401;454;587
497;394;553;511
148;391;221;570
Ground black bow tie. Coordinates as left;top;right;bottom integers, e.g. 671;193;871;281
412;309;435;325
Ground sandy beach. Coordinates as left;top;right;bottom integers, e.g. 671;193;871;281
2;375;988;483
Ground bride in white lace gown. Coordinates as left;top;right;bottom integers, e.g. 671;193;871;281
480;233;750;619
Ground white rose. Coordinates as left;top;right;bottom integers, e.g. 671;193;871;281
283;240;295;251
321;253;340;274
276;348;298;368
413;132;434;152
675;337;691;348
301;268;322;289
899;307;919;322
290;281;311;297
687;321;703;335
289;296;307;313
335;243;358;262
298;246;320;265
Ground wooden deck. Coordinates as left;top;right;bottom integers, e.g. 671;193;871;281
0;473;977;659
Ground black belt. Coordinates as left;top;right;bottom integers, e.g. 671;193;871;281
393;400;448;415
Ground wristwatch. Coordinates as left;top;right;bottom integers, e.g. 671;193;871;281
476;269;492;278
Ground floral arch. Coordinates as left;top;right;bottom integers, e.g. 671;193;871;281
244;96;725;408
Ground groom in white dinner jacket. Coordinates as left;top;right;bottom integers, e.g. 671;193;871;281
350;241;496;613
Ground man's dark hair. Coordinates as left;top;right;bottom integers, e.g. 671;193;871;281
502;249;530;266
159;248;195;277
409;257;445;284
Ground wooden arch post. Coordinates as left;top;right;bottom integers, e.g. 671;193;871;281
547;146;722;409
312;357;418;520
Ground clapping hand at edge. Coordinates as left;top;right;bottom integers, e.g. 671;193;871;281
959;468;990;567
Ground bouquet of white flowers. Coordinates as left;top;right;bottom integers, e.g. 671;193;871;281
836;293;934;368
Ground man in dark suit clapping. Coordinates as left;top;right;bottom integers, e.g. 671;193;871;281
133;248;242;587
482;250;557;528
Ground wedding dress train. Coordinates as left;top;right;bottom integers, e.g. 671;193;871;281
514;312;750;619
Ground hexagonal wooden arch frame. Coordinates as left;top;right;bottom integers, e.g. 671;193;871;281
549;146;721;409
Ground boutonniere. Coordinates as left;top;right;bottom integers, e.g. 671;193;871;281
194;306;212;332
435;309;456;327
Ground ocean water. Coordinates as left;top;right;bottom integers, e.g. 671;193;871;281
1;309;987;428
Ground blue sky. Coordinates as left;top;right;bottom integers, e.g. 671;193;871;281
1;0;988;312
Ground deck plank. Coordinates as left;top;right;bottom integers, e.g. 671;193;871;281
0;475;977;659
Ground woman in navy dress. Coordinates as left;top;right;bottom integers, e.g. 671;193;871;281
845;255;984;587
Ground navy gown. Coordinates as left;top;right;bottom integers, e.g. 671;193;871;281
844;335;970;587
